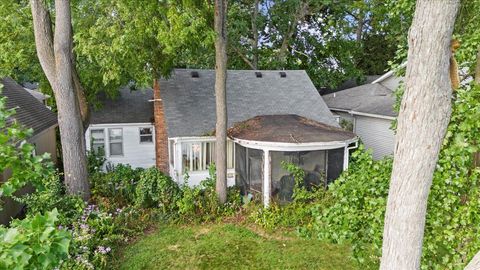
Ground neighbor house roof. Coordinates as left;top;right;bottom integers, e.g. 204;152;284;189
160;69;339;137
319;75;382;95
89;87;154;124
1;77;57;136
322;83;397;118
228;114;356;143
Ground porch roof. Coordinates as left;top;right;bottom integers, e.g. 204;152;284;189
227;114;356;144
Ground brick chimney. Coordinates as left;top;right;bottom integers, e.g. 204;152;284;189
153;79;169;173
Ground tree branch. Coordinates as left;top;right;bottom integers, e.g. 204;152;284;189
30;0;56;84
475;48;480;84
277;1;309;65
232;46;255;70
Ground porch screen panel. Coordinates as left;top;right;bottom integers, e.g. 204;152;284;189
327;148;344;184
247;148;263;195
235;144;247;195
271;151;327;203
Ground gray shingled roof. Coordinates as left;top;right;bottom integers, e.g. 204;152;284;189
322;83;396;117
1;77;57;136
89;87;154;124
160;69;339;137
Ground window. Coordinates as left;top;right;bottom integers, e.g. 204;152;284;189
109;128;123;156
91;129;105;155
139;127;153;143
169;140;175;166
181;140;234;172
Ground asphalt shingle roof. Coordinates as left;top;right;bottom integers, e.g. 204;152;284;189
160;69;339;137
1;77;57;136
89;87;154;124
322;83;396;117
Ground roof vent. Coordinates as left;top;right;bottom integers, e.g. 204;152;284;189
191;71;199;78
279;71;287;78
255;72;262;78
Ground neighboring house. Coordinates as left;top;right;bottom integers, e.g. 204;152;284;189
0;77;58;224
323;68;404;160
87;69;358;206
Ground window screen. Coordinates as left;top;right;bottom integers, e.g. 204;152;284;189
91;129;105;155
139;127;153;143
109;128;123;156
181;140;234;172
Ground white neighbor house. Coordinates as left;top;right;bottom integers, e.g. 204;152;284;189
87;69;358;206
322;68;403;160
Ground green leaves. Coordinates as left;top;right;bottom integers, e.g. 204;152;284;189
0;209;72;270
0;87;56;203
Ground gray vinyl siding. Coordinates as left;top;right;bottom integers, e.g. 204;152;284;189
354;116;395;160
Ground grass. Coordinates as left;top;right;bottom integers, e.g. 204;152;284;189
114;224;358;270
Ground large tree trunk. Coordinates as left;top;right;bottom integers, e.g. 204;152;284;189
31;0;90;200
380;1;459;269
214;0;228;204
251;0;259;69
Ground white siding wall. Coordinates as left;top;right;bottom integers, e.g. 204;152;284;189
86;123;156;169
354;116;395;160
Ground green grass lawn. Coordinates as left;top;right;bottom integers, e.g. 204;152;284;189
114;224;358;270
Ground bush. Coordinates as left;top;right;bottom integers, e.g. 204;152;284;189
90;164;143;206
0;209;71;269
176;166;242;223
249;162;328;231
135;168;181;212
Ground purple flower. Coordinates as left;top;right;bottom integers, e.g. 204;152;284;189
97;245;111;254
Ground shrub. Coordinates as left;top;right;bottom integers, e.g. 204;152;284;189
176;166;242;223
0;209;71;269
249;162;328;231
90;164;143;206
87;149;106;175
17;173;85;225
135;168;181;212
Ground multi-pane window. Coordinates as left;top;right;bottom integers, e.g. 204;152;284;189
109;128;123;156
139;127;153;143
91;129;105;155
182;140;234;172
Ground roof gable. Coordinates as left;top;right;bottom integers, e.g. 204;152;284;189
1;77;57;136
160;69;339;137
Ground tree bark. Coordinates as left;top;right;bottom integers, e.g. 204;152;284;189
251;0;259;69
465;251;480;270
276;1;308;66
31;0;90;200
214;0;228;204
355;11;364;43
380;1;459;269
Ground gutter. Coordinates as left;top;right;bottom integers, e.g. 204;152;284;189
330;108;396;121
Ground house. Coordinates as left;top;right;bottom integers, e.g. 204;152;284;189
0;77;58;224
86;69;358;206
322;68;404;160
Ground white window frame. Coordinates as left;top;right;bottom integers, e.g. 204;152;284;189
90;128;106;155
173;137;235;173
139;127;153;144
108;128;124;157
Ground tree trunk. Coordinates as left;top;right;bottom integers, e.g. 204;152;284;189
214;0;228;204
355;11;364;43
380;1;459;269
31;0;90;200
465;251;480;270
276;1;308;66
251;0;259;69
473;49;480;168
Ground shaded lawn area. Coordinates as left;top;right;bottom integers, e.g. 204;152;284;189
114;224;358;270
